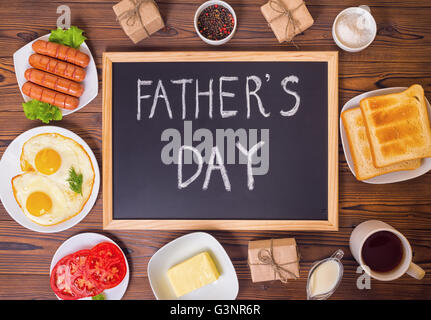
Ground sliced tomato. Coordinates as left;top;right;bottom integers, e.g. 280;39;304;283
90;242;125;262
69;250;91;275
89;258;127;289
50;250;102;300
102;259;127;289
88;242;127;289
50;242;127;299
71;273;103;298
86;254;105;284
50;255;78;300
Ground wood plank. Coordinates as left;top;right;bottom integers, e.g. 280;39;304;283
1;272;431;300
1;110;431;229
0;274;155;300
1;113;431;217
1;273;431;300
2;62;430;113
102;52;112;229
3;191;431;229
0;226;429;300
0;221;430;276
13;0;430;7
0;2;430;63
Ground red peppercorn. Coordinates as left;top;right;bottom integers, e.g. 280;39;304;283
197;4;234;41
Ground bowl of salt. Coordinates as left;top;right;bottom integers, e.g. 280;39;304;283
306;249;344;300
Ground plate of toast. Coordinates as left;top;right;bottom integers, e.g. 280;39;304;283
340;85;431;184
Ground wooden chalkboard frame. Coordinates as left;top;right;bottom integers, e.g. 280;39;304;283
102;51;338;230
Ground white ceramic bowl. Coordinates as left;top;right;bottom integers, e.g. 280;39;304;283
147;232;239;300
332;5;377;53
194;0;237;46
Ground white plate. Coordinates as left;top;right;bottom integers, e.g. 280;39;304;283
49;233;129;300
148;232;239;300
13;34;98;116
340;87;431;184
0;126;100;232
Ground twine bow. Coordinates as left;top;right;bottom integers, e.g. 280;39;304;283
117;0;153;37
249;239;300;283
268;0;305;48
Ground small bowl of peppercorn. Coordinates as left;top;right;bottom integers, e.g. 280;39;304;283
194;0;237;45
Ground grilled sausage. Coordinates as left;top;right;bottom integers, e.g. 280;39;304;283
29;53;86;82
32;40;90;68
22;81;79;110
25;68;84;97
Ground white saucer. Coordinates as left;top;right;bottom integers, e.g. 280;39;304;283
148;232;239;300
0;126;100;232
13;34;98;116
340;87;431;184
50;233;129;300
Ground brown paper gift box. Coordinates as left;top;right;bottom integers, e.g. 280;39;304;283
113;0;165;44
248;238;300;283
261;0;314;43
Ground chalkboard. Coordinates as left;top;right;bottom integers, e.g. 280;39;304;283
102;52;338;230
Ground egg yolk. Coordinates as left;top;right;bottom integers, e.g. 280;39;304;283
35;148;61;175
26;191;52;216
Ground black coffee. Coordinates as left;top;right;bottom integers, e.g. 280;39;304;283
361;231;403;273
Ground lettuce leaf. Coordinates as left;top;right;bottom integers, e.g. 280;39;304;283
22;100;62;124
49;25;87;49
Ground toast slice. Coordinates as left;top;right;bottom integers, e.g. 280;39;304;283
360;84;431;167
342;107;421;180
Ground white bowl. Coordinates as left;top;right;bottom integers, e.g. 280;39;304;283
13;34;98;116
194;0;237;46
50;233;130;300
0;126;100;232
332;5;377;53
340;87;431;184
147;232;239;300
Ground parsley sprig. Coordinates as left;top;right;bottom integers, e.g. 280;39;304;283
67;167;83;195
92;293;105;300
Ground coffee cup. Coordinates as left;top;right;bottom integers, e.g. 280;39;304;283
350;220;425;281
332;5;377;52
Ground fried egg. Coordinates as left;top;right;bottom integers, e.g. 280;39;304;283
12;133;95;226
12;173;70;225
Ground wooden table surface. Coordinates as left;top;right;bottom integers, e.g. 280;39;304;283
0;0;430;300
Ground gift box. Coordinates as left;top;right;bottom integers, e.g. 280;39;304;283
248;238;300;283
113;0;165;44
261;0;314;43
